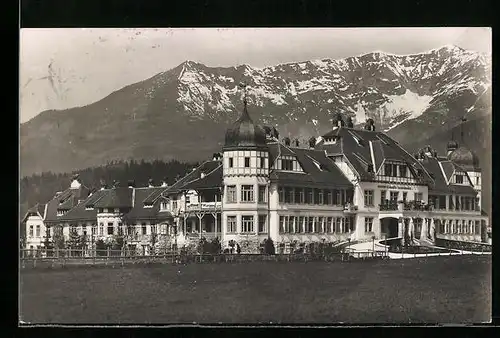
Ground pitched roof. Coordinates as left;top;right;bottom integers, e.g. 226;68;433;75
268;143;353;189
57;189;108;222
142;187;168;204
420;156;477;196
165;160;222;194
21;203;46;223
124;187;173;223
93;187;133;208
317;127;433;183
44;187;91;223
179;164;223;191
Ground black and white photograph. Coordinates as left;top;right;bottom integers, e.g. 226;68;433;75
19;27;492;324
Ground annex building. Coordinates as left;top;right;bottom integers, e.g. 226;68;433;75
22;97;490;254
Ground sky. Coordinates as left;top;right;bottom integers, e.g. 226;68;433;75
19;27;491;123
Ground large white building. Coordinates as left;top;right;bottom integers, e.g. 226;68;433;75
22;99;490;253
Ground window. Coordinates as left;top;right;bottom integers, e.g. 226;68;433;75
325;217;333;233
438;195;447;210
299;189;305;204
335;218;341;233
476;177;479;186
364;190;374;207
390;191;399;203
258;185;267;203
365;217;373;233
241;215;254;233
399;165;408;177
455;196;461;210
306;188;314;204
402;192;407;202
118;223;123;236
241;185;254;202
456;174;463;184
279;216;285;233
35;225;40;237
284;217;291;233
384;163;398;177
318;217;324;233
278;187;284;203
172;200;178;210
258;215;267;233
475;221;480;234
107;223;114;235
380;190;387;204
284;187;294;204
259;157;266;168
307;217;314;233
229;157;234;168
244;157;250;168
318;191;324;205
29;226;34;237
226;185;237;203
281;159;294;171
46;228;51;238
296;217;304;233
141;223;147;235
99;223;104;236
160;201;169;211
227;216;237;233
327;191;333;205
414;192;423;202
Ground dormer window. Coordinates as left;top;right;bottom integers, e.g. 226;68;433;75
281;158;293;171
229;157;234;168
144;203;153;209
85;205;94;211
57;210;64;216
244;157;250;168
160;201;169;211
455;174;464;184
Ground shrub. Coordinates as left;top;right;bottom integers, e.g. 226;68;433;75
263;238;275;255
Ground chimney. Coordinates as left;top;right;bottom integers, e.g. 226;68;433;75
148;179;154;188
272;127;279;140
200;172;206;179
364;118;375;131
127;180;136;188
308;136;316;149
433;151;438;158
346;116;354;128
112;180;120;188
294;139;300;147
424;145;432;157
100;179;107;190
283;137;291;146
161;179;168;188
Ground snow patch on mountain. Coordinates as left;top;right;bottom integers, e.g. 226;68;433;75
382;89;433;131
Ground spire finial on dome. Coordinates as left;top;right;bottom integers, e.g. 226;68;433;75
460;116;467;144
239;81;248;108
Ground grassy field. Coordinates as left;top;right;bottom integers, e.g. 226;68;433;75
19;255;491;324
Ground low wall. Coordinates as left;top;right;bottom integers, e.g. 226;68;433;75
434;238;492;252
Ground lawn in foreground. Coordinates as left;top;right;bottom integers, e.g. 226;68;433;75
20;255;491;324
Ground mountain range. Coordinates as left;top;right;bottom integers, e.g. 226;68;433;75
20;44;492;212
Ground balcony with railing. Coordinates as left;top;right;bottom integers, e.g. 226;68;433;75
185;201;222;212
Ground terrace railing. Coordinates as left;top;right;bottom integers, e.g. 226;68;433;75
185;202;222;212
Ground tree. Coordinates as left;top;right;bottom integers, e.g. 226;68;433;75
67;227;81;256
111;235;125;255
265;238;275;255
95;239;107;256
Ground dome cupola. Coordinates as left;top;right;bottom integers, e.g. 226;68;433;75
448;146;480;171
224;85;267;151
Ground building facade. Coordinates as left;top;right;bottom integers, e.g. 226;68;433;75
22;101;490;253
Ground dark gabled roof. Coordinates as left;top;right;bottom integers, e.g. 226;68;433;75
179;165;223;191
269;146;353;189
142;187;168;204
316;127;432;183
57;189;109;222
45;186;91;223
164;160;222;195
21;203;46;223
421;156;477;196
440;161;455;182
268;142;297;165
93;187;133;209
124;187;173;223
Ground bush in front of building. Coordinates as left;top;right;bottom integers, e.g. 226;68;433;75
95;239;107;256
263;238;275;255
